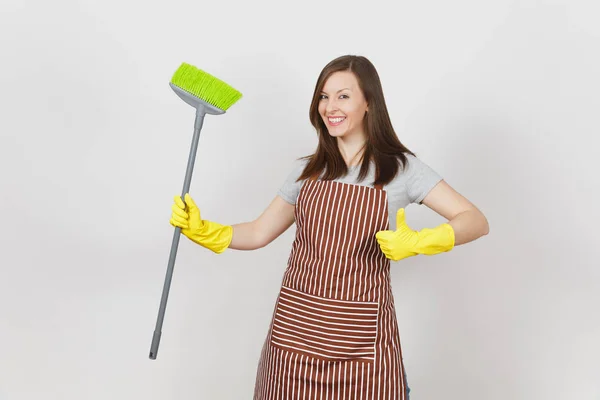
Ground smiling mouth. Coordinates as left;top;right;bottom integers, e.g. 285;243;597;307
328;116;346;126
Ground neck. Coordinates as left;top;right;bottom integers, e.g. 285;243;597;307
336;132;367;167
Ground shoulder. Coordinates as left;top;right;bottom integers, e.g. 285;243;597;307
397;153;440;179
277;157;311;205
400;153;428;173
385;153;429;185
385;153;443;204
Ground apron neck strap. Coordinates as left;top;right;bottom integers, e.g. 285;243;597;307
309;175;384;191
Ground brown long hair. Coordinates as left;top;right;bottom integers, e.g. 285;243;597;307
298;55;416;186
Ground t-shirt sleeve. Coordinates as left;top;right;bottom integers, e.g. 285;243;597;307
277;158;308;205
403;154;443;204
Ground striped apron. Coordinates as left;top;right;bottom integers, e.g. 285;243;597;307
254;178;410;399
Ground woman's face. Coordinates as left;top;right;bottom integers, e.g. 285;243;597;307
318;71;369;140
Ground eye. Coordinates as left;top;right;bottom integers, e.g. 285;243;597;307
340;94;349;99
319;94;328;100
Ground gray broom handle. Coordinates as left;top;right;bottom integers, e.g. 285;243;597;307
150;108;206;360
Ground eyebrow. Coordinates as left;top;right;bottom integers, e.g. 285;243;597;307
321;88;351;94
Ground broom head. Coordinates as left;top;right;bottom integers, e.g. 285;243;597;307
170;62;242;113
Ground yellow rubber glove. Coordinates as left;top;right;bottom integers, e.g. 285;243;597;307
169;193;233;254
375;208;455;261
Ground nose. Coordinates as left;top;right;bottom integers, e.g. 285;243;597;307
325;97;339;114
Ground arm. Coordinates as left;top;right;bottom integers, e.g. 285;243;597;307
375;180;489;261
229;195;296;250
170;194;295;253
421;180;489;245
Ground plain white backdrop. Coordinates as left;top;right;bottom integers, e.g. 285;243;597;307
1;0;599;399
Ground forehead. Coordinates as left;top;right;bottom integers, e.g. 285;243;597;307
322;71;359;91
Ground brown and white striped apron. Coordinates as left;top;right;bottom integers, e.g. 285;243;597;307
254;178;410;399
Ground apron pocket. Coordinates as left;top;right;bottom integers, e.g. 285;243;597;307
270;285;379;362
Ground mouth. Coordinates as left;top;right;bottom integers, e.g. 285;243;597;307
327;116;346;126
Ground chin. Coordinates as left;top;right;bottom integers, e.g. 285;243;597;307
327;128;347;137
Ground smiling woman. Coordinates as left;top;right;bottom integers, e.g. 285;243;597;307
300;55;420;188
169;54;489;399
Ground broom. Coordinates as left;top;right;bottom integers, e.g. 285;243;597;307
149;62;242;360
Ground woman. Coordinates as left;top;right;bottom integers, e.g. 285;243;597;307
170;55;489;399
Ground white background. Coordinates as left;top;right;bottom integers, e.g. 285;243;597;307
1;0;599;399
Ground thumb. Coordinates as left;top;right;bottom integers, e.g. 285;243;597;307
184;193;201;217
395;208;407;230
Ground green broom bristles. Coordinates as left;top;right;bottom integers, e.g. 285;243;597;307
170;62;243;111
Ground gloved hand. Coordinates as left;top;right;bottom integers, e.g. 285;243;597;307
375;208;455;261
169;193;233;254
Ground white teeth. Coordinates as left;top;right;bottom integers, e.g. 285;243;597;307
329;117;345;123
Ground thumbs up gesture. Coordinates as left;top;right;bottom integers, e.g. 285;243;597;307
375;208;455;261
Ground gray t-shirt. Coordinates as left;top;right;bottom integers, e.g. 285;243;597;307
277;154;443;230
